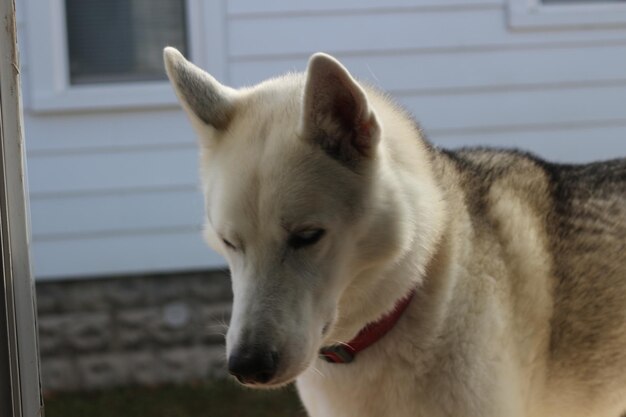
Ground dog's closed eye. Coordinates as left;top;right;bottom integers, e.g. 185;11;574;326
222;237;237;251
288;229;325;250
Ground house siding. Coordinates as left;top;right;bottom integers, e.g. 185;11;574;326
17;0;626;279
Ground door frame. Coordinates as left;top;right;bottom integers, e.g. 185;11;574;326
0;1;43;416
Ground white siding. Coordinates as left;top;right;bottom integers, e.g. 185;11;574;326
30;189;202;237
25;110;196;152
17;0;626;279
231;46;626;93
32;231;219;278
227;0;626;159
228;7;626;58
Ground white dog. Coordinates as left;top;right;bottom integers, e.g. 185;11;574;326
164;47;626;417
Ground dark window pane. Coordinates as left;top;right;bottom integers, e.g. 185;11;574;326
65;0;187;85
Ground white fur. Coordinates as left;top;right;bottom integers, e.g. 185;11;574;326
164;48;626;417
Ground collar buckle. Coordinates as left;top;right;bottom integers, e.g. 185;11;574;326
319;344;355;364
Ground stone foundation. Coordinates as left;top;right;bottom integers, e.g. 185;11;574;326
36;270;232;392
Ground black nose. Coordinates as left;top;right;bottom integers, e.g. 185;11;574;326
228;348;279;384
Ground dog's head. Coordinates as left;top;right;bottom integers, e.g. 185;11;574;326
164;48;416;387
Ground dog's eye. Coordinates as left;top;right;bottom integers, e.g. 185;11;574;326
222;238;237;251
288;229;325;250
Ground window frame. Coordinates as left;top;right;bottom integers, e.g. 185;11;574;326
23;0;227;113
508;0;626;29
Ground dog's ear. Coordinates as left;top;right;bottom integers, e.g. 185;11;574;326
300;53;380;164
164;47;235;130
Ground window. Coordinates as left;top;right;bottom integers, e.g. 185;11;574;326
508;0;626;29
65;0;188;85
23;0;226;112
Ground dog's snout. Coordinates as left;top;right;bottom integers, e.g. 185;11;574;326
228;347;279;384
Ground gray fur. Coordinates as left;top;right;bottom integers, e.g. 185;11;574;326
434;148;626;405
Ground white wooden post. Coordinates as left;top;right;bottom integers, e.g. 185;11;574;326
0;0;44;416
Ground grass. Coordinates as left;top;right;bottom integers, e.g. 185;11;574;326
44;380;306;417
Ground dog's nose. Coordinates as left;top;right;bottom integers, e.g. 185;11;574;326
228;348;279;384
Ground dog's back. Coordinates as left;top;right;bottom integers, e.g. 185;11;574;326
439;148;626;411
541;158;626;391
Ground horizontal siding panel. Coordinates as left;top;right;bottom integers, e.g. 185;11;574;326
228;0;501;15
231;45;626;90
33;231;224;279
399;84;626;132
30;189;204;238
229;8;626;58
28;147;198;195
431;125;626;163
26;90;625;195
24;109;195;153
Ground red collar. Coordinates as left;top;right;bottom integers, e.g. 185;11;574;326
319;289;416;364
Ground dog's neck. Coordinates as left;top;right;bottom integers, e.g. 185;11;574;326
324;104;450;345
323;165;463;366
